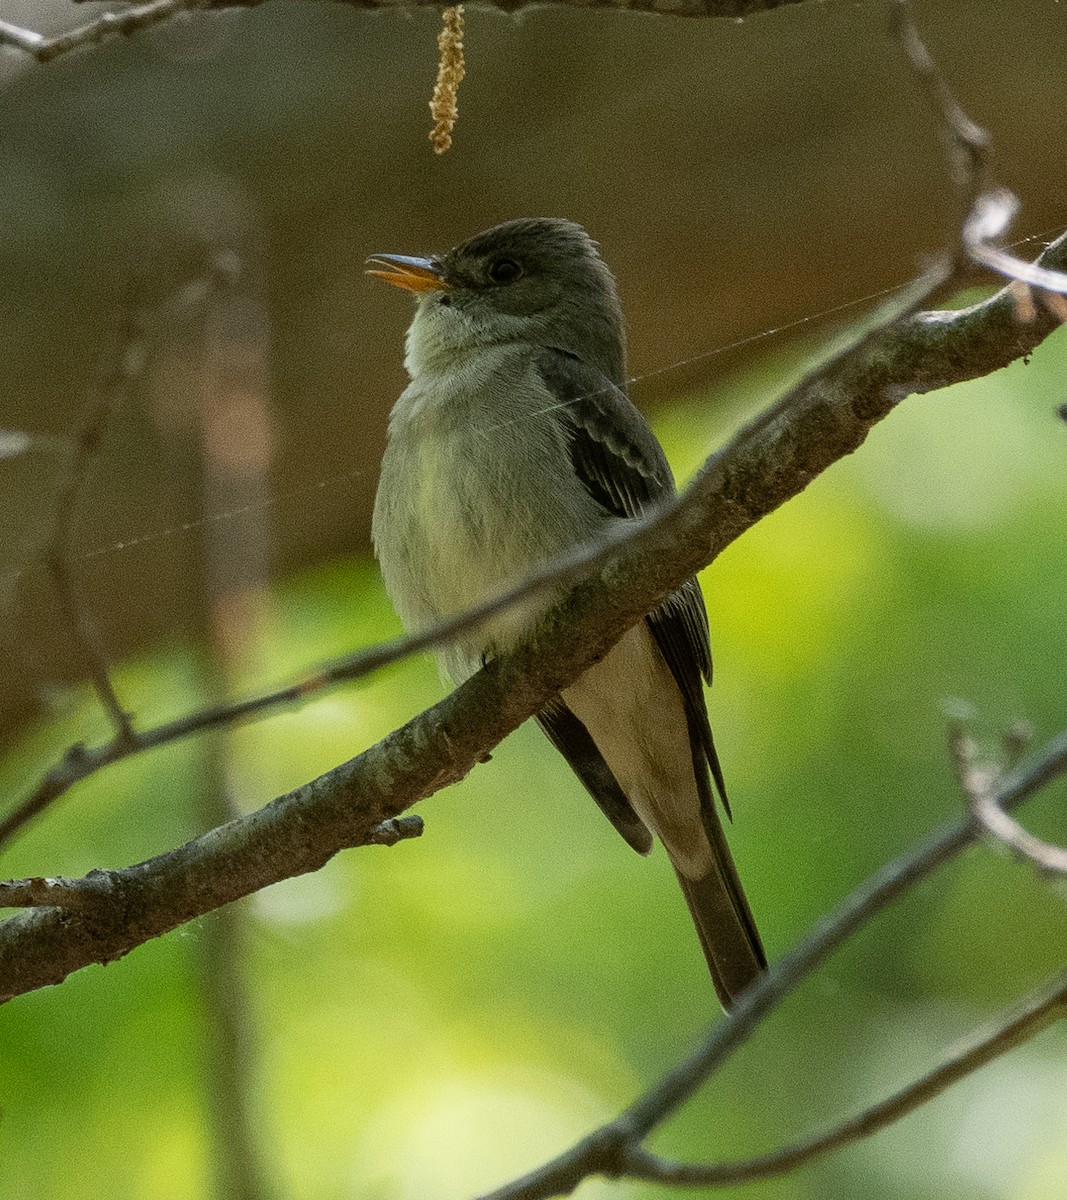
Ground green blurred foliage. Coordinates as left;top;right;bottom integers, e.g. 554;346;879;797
2;318;1066;1199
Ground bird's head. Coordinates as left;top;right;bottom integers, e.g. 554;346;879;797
367;218;626;385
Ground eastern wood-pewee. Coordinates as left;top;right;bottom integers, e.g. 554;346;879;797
369;218;765;1008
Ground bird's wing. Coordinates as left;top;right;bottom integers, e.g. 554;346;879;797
536;699;653;855
535;347;728;815
535;347;671;517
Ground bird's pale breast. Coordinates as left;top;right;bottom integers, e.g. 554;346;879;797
372;347;606;681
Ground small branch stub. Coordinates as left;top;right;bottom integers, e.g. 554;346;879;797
429;5;465;154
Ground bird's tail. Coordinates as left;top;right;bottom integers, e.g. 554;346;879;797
672;792;766;1010
668;703;766;1010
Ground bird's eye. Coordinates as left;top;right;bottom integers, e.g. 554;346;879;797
488;258;523;285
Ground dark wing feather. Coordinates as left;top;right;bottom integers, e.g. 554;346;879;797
537;700;653;855
536;347;669;517
646;583;731;818
535;347;729;816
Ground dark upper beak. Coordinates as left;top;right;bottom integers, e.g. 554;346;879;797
365;253;449;294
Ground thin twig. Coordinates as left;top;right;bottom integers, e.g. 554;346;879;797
473;731;1067;1199
0;0;212;63
0;254;246;848
890;0;989;211
889;0;1067;294
0;514;648;847
619;966;1067;1186
951;724;1067;877
44;301;144;742
0;0;814;67
963;191;1067;294
890;0;1067;297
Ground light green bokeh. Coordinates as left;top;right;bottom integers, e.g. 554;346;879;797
2;326;1066;1199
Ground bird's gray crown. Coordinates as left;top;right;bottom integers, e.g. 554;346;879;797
408;218;627;386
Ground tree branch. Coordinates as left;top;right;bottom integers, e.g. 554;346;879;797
0;505;661;848
4;0;1063;856
5;210;1064;850
0;254;243;848
472;730;1067;1199
0;813;423;913
3;0;1065;1024
0;0;815;66
44;297;145;742
0;5;1061;1198
619;965;1067;1187
951;724;1067;877
1;244;1065;1001
0;0;211;62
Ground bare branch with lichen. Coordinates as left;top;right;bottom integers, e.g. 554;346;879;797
2;225;1066;998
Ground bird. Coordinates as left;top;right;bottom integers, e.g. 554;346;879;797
368;218;765;1008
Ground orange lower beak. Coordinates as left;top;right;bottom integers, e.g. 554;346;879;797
365;254;448;294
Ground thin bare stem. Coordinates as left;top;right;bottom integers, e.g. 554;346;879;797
45;301;144;741
963;191;1067;293
0;255;245;848
890;0;990;206
620;966;1067;1186
0;1;815;67
473;730;1067;1200
951;724;1067;876
0;0;211;63
0;517;641;847
886;0;1067;294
